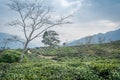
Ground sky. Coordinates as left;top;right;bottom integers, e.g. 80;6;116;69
0;0;120;46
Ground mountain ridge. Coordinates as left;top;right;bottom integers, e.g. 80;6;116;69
68;28;120;46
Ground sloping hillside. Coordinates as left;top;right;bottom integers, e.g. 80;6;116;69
0;32;35;49
68;29;120;46
0;32;24;49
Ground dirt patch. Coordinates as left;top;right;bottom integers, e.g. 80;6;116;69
39;55;56;59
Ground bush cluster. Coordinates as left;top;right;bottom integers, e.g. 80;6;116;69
0;50;21;63
0;59;120;80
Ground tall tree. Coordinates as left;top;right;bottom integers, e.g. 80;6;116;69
8;0;71;62
42;30;60;47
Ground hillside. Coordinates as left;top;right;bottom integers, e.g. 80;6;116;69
0;40;120;80
0;32;35;49
0;32;23;49
68;29;120;46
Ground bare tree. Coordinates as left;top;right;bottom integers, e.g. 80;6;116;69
2;38;12;50
8;0;71;62
1;35;24;50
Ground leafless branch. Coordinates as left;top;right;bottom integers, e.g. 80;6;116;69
8;0;72;62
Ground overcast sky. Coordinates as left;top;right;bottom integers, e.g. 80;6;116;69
0;0;120;46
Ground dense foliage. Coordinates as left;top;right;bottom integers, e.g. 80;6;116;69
42;30;60;47
0;59;120;80
0;50;21;63
0;41;120;80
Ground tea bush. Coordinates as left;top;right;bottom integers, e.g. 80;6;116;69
0;58;120;80
0;41;120;79
0;50;21;63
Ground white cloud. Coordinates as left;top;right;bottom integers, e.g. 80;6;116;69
1;19;119;43
70;0;82;14
98;20;120;28
60;0;82;8
52;0;76;7
49;19;120;42
60;0;70;7
51;0;82;15
1;0;119;46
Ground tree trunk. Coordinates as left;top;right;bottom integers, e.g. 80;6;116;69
19;41;29;62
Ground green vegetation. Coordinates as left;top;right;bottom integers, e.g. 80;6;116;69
0;41;120;80
42;30;60;47
0;50;21;63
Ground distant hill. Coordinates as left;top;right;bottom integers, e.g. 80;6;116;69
0;32;35;49
68;29;120;46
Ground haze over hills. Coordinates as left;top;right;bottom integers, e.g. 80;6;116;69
0;28;120;48
68;28;120;46
0;32;35;49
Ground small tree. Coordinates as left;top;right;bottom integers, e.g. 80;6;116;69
2;38;12;50
8;0;71;62
42;30;60;47
63;42;66;46
1;35;24;50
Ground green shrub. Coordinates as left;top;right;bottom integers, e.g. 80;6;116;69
0;50;21;63
0;59;120;80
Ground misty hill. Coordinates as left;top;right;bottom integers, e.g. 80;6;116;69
68;29;120;46
0;32;35;49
